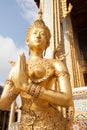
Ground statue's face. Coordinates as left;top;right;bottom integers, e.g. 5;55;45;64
28;27;47;51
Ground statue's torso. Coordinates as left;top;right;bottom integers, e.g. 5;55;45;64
18;58;70;130
21;58;56;111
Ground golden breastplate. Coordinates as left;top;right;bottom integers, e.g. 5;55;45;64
28;58;54;83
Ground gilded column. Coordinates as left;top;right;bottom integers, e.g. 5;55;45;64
62;15;84;87
58;0;84;87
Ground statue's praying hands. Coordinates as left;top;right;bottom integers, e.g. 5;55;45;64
11;53;28;91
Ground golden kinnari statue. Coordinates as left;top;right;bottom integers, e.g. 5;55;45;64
0;12;74;130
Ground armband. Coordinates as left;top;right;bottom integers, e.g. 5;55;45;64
6;79;19;99
6;79;14;87
55;71;70;78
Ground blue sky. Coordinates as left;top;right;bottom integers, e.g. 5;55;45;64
0;0;38;85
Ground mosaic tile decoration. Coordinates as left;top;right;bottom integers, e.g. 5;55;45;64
71;87;87;130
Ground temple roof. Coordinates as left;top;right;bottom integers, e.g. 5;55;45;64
34;0;40;8
34;0;87;30
0;86;3;95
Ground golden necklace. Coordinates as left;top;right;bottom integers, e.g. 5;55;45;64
28;58;54;83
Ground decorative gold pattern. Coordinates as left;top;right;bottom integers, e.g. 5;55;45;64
19;108;70;130
59;0;73;22
28;84;42;98
55;70;70;78
28;58;54;83
6;79;14;87
6;79;18;99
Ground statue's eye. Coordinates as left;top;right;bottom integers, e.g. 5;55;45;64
40;32;45;36
33;31;37;34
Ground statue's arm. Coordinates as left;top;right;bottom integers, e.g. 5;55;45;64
39;61;73;107
23;60;73;107
0;68;20;110
0;53;29;111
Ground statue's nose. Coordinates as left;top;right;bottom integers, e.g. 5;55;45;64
36;32;40;38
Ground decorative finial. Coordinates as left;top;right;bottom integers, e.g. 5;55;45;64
37;9;43;20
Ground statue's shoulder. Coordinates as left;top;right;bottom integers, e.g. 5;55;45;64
49;59;68;72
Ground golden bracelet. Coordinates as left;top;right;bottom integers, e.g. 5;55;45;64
27;84;41;98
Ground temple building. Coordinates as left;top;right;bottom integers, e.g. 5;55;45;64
34;0;87;129
34;0;87;87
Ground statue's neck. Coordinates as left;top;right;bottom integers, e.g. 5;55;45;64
29;50;43;59
29;55;42;60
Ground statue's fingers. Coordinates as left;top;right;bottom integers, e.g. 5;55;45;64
16;53;26;72
20;54;25;71
23;53;26;70
17;55;21;69
21;53;26;70
20;54;23;70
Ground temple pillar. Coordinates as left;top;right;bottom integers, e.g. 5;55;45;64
40;0;84;87
63;15;84;87
8;101;16;129
39;0;62;59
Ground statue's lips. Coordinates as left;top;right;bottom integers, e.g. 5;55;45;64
35;38;41;42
